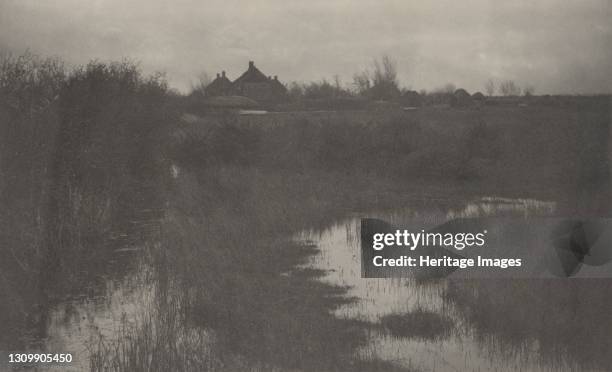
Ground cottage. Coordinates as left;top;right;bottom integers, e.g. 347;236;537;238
472;92;485;101
453;88;473;107
205;71;233;97
232;61;287;104
206;61;287;106
471;92;486;107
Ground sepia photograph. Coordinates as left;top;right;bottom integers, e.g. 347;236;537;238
0;1;611;371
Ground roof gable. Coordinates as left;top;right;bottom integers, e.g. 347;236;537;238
233;61;270;84
205;72;233;94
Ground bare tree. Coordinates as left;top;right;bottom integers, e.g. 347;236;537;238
372;56;397;86
287;81;305;100
485;79;496;96
333;74;342;91
499;80;521;96
190;71;212;96
352;70;371;95
353;55;401;100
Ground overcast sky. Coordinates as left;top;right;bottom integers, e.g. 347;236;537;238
1;0;610;94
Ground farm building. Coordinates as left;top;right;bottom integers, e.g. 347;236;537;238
472;92;486;107
453;88;473;107
472;92;485;101
400;90;423;107
206;61;287;106
205;71;233;96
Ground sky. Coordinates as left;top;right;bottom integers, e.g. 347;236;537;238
1;0;611;94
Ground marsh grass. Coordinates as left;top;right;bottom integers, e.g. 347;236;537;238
88;164;433;371
89;293;216;372
90;97;610;371
380;309;454;341
445;279;612;370
0;53;176;351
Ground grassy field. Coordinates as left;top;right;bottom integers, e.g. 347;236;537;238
175;101;610;210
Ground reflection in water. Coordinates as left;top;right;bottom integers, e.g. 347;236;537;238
24;255;156;371
447;197;557;219
296;197;610;372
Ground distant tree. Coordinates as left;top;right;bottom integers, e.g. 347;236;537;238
523;85;535;97
190;71;212;97
352;70;371;96
287;81;305;100
353;55;401;101
485;79;496;96
290;79;352;100
333;74;342;91
499;80;521;96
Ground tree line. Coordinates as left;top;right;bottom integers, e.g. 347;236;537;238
191;55;536;102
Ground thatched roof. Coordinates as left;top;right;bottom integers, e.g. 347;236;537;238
233;61;269;84
454;88;470;98
472;91;486;100
269;76;287;94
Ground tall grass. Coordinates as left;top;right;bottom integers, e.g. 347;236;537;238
0;52;177;350
44;60;173;274
0;51;66;346
89;269;217;372
446;279;612;371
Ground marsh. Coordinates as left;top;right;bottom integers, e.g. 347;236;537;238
0;1;611;367
3;78;610;370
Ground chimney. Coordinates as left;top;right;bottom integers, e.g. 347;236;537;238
274;75;278;81
249;61;254;69
216;73;220;78
222;71;226;78
268;75;272;80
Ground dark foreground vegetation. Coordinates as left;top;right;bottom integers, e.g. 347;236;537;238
1;52;610;371
0;52;177;350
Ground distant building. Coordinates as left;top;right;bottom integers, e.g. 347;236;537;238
205;71;233;97
206;61;287;106
472;92;486;107
453;88;473;107
400;90;422;107
472;92;485;101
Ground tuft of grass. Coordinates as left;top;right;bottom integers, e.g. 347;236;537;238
380;309;454;340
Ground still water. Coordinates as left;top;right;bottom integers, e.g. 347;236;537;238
295;197;610;372
18;254;156;371
31;196;612;371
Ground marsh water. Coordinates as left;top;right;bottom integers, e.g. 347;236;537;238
297;198;562;372
23;191;612;371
